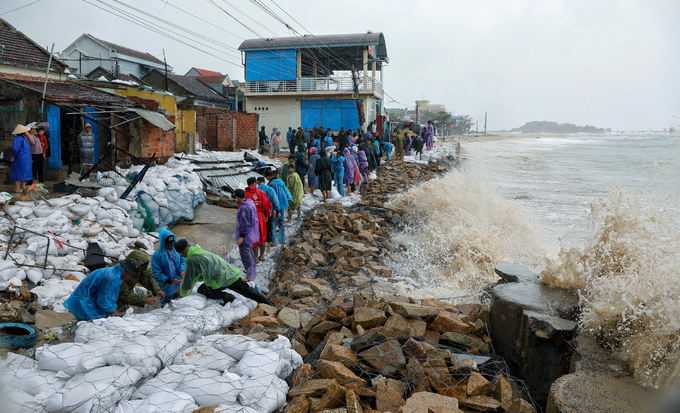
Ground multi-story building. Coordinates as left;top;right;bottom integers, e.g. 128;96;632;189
238;32;388;132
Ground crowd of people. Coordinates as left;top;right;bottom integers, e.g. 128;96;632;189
255;120;437;200
7;122;96;193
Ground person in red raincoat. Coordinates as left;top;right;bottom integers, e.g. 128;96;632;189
245;176;272;262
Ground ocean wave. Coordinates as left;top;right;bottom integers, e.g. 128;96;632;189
541;187;680;388
384;170;547;299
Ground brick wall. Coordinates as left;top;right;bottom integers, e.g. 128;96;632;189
141;115;175;161
188;106;257;150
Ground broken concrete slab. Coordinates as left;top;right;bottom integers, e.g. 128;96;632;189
494;261;540;284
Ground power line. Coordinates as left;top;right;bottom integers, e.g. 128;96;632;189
1;0;41;16
268;0;311;35
206;0;262;38
82;0;244;68
162;0;245;40
221;0;278;37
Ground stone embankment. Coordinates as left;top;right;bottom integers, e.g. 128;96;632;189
223;158;538;413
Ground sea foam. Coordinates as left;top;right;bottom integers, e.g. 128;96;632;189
541;186;680;388
382;170;547;300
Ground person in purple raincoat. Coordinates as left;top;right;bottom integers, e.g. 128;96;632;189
342;147;356;195
235;188;259;281
425;120;435;150
404;130;413;156
356;143;369;183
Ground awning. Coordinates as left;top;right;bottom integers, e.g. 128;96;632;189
128;108;175;131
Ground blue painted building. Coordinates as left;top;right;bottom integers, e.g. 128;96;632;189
238;32;388;134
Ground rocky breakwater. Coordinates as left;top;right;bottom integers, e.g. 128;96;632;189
222;158;538;413
487;262;580;406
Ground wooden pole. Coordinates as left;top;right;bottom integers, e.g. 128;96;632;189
40;43;55;122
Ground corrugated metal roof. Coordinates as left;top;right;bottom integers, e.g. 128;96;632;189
128;108;175;131
239;32;387;59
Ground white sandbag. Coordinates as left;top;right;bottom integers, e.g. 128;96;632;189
26;269;43;284
329;187;342;200
97;188;116;197
236;343;281;378
132;365;197;398
93;209;113;221
45;380;133;413
7;368;64;396
68;205;90;217
176;375;241;407
147;329;189;365
267;335;303;378
0;259;17;271
114;390;198;413
171;294;207;310
239;374;288;413
62;365;143;390
173;344;237;372
0;267;17;282
102;339;161;377
0;388;39;413
13;269;26;281
214;406;259;413
32;208;54;218
211;335;258;360
36;342;108;376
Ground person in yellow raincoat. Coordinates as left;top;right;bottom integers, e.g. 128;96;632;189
285;163;303;223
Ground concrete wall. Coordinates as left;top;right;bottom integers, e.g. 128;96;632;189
246;96;300;132
0;81;42;150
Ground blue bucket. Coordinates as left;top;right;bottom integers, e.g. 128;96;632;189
0;323;38;349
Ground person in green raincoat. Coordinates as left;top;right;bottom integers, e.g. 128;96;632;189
285;163;303;223
116;250;166;310
176;240;274;306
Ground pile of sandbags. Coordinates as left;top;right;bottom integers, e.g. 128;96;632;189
0;293;302;413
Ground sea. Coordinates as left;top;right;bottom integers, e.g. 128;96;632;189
379;131;680;388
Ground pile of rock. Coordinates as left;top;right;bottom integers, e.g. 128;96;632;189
227;296;535;413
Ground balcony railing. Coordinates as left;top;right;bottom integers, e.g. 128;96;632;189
244;76;383;96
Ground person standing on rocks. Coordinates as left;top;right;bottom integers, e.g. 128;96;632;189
280;155;295;184
392;129;404;161
245;177;272;262
308;147;320;195
285;163;304;222
234;189;259;281
356;143;369;183
330;150;345;197
265;170;292;244
286;127;295;155
64;258;141;320
295;145;309;188
314;148;333;203
342;147;356;195
176;241;274;306
257;176;280;254
258;126;267;154
296;127;306;154
413;131;424;161
404;128;413;156
425;120;435;150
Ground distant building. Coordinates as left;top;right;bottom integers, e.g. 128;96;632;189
406;100;447;122
142;69;231;109
185;68;245;112
59;34;172;78
238;32;388;132
386;108;410;122
0;18;70;80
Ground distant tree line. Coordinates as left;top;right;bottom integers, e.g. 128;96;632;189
510;121;611;133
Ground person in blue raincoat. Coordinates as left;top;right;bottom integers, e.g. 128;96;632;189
64;258;141;321
151;228;186;304
257;176;279;253
265;169;292;244
9;124;34;194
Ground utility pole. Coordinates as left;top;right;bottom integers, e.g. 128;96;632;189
163;48;168;92
415;101;419;124
476;121;479;132
79;52;82;74
484;112;487;135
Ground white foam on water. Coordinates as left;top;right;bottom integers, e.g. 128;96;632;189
541;186;680;388
381;169;548;301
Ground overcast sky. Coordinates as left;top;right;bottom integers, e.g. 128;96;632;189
2;0;678;131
